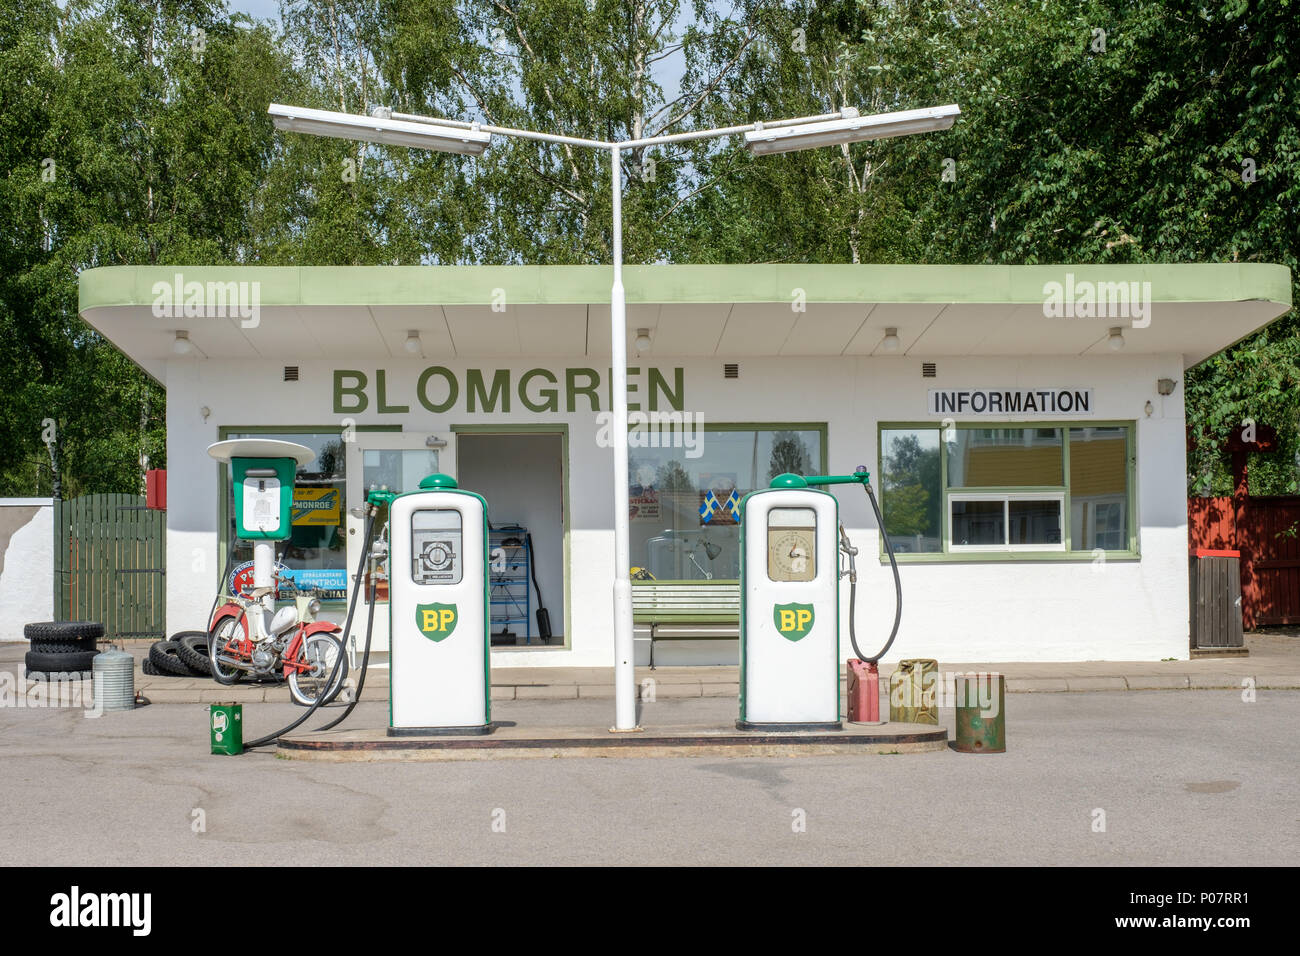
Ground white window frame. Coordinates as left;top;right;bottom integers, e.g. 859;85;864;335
948;492;1066;553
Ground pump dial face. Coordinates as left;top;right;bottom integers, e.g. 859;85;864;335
768;526;816;582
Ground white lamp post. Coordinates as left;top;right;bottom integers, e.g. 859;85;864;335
269;99;960;731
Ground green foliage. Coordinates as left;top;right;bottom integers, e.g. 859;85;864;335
0;0;1295;497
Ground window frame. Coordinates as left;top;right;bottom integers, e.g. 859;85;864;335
948;491;1066;553
877;420;1137;563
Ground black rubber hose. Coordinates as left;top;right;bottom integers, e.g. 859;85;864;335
312;570;378;732
240;507;377;751
526;532;545;607
845;482;903;664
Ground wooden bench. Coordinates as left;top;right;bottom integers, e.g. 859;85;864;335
632;581;740;668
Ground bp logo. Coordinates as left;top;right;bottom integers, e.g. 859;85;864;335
416;602;458;642
773;603;815;641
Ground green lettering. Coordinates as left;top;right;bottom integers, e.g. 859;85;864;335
566;368;601;413
376;369;409;414
417;367;457;413
648;367;684;412
627;367;641;412
333;370;368;414
518;368;559;413
467;368;510;413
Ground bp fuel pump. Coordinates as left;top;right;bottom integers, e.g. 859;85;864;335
738;468;902;730
386;473;492;736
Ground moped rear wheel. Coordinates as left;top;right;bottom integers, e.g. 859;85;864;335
288;632;347;707
208;616;245;686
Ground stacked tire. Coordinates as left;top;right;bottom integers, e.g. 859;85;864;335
24;621;103;679
145;632;212;678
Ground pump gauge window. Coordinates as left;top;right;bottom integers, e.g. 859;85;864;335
411;509;463;585
767;507;816;582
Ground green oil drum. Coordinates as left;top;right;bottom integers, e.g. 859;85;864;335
954;674;1005;753
209;703;243;755
889;659;938;724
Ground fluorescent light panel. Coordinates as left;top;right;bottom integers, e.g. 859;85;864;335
268;103;491;156
745;104;960;155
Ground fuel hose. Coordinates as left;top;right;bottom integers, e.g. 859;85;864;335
842;482;902;664
240;505;378;751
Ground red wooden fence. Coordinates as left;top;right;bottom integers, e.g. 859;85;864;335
1188;496;1300;628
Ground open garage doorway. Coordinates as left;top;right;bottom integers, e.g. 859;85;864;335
457;429;566;648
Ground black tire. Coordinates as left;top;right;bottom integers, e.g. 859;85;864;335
148;641;192;677
208;617;245;686
25;649;97;672
24;621;104;642
174;632;212;676
25;668;91;681
141;658;161;676
26;640;97;655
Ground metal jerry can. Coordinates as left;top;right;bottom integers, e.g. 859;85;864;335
387;474;492;736
209;703;242;755
738;481;841;730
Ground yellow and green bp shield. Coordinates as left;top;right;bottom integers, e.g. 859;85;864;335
416;602;458;642
773;602;815;641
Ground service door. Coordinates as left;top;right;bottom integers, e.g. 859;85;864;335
345;433;455;655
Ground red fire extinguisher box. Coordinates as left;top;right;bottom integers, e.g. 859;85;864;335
146;469;167;510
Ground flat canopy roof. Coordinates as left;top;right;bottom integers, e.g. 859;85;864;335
79;263;1291;381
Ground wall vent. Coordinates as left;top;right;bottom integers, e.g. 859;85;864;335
284;366;299;382
723;363;739;379
922;362;937;378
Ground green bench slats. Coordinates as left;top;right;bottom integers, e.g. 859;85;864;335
632;582;739;666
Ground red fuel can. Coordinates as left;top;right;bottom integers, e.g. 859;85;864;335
846;659;881;723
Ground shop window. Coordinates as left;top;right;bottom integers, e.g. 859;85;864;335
948;427;1064;487
223;431;347;601
1068;426;1130;551
628;425;824;580
880;428;943;553
950;494;1064;551
879;423;1133;557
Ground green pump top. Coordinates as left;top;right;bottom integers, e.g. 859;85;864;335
769;466;870;489
418;473;459;490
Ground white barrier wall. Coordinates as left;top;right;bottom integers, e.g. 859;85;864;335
0;499;54;641
163;352;1189;664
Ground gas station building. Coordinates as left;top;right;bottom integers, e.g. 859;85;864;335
78;262;1292;667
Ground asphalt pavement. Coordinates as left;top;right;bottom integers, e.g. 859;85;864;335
0;691;1294;866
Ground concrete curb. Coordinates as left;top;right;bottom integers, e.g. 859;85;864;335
131;672;1300;704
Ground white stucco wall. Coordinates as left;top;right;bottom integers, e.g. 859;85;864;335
162;352;1189;665
0;499;54;641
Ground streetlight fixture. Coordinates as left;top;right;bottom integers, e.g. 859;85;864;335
268;103;491;155
745;104;960;155
270;99;960;732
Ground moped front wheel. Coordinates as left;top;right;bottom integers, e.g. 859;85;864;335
208;616;245;686
288;632;347;707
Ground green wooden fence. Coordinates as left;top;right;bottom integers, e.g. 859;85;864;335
53;494;166;639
